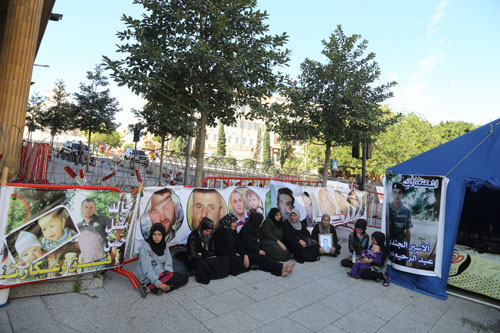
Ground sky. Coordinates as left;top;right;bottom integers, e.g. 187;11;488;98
31;0;500;128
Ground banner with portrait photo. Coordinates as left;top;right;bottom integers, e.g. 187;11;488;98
270;180;367;227
382;175;448;278
130;186;270;254
0;186;136;286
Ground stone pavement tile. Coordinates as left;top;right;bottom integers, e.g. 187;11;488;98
244;296;299;324
378;319;431;333
480;308;500;332
196;289;254;316
237;269;273;284
203;309;262;333
276;282;329;308
412;293;457;313
357;297;406;321
268;270;315;290
344;279;384;300
318;290;368;315
317;323;353;333
0;324;12;333
291;260;322;272
0;310;9;325
287;302;343;331
430;319;482;333
252;317;312;333
312;277;346;296
182;301;217;322
7;296;61;331
379;285;420;306
169;285;214;304
238;280;287;301
327;273;361;290
438;298;490;328
201;275;248;294
391;302;447;330
334;311;387;333
300;262;339;281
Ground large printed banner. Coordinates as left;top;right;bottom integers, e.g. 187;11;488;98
382;175;448;278
1;181;367;286
270;180;367;227
0;186;136;286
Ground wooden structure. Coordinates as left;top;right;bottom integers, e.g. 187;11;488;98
0;0;57;180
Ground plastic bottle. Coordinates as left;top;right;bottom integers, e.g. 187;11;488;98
352;250;356;263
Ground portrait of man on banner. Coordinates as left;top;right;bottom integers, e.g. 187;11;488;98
140;188;184;242
384;174;448;277
187;189;227;231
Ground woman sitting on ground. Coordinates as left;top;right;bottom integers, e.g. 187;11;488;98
340;219;369;268
186;217;230;284
137;223;188;298
311;214;341;257
213;214;295;277
359;231;390;286
282;208;320;263
260;208;291;261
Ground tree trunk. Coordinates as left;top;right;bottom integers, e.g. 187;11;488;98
50;131;55;160
322;140;332;187
158;135;165;186
194;112;208;186
86;130;91;172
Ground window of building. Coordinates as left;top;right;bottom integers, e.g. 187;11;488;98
249;138;253;146
235;137;239;144
242;138;246;145
213;134;217;141
228;136;232;143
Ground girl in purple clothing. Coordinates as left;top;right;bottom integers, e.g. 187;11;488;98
347;243;382;279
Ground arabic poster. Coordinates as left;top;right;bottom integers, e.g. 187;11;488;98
382;174;448;277
0;187;136;286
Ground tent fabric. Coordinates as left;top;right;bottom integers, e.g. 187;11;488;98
387;117;500;300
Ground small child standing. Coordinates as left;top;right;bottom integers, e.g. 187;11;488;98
38;209;77;252
15;231;44;266
347;244;382;279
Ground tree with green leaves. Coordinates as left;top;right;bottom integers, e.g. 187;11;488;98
85;130;123;149
279;139;291;167
253;127;262;161
262;126;271;166
133;101;192;184
36;80;75;152
434;120;478;144
103;0;290;186
25;92;45;141
216;124;226;157
269;25;397;185
73;65;120;170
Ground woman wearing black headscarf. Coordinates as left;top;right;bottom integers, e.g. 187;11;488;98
137;223;188;298
340;219;370;268
186;217;230;284
213;214;295;277
260;208;291;261
360;231;390;286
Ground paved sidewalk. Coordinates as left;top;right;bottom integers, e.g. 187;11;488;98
2;248;499;332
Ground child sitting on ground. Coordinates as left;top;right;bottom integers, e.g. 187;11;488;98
15;231;44;266
347;243;382;279
38;209;77;252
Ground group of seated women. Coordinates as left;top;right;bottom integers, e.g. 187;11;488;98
136;209;389;298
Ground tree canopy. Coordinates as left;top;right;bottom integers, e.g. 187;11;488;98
268;25;397;185
103;0;290;185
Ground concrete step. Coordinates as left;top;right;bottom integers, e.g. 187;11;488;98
8;272;103;299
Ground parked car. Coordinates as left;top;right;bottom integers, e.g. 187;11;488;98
60;141;93;163
124;148;149;166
